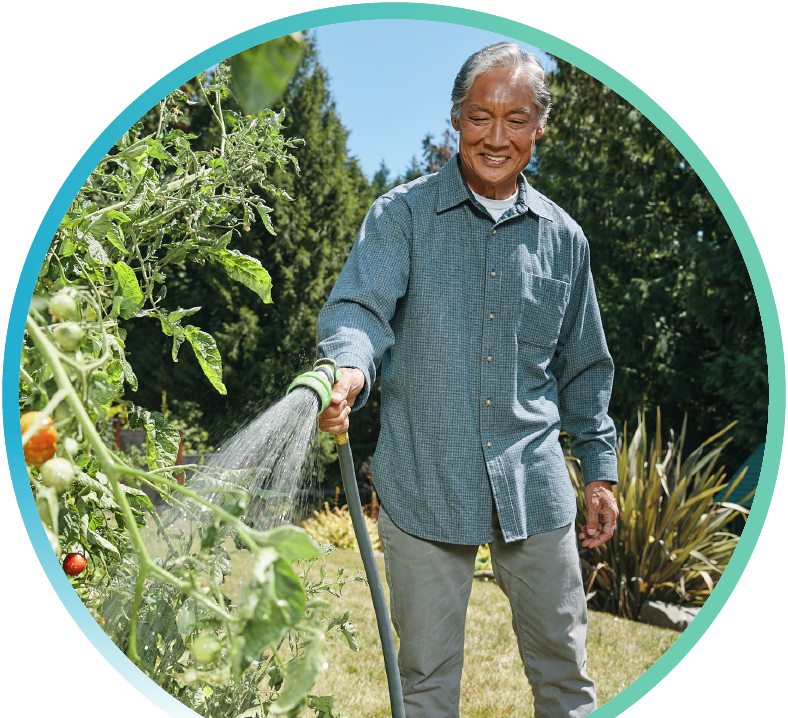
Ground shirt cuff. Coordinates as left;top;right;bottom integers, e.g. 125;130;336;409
331;352;371;410
579;453;619;486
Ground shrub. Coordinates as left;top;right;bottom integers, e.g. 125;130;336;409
566;409;752;620
302;503;383;553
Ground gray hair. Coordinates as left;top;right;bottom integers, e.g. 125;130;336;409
451;43;552;126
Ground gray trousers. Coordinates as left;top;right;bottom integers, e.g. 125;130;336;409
377;505;596;718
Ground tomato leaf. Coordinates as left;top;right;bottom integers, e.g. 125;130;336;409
204;247;273;304
88;371;116;421
239;558;305;670
86;214;126;253
88;527;120;555
270;632;326;713
255;524;321;562
112;261;145;319
137;620;159;668
184;325;227;394
229;35;304;114
106;335;138;391
128;406;180;470
86;236;110;266
177;600;197;637
212;546;232;585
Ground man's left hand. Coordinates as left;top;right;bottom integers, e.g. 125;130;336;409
579;481;618;548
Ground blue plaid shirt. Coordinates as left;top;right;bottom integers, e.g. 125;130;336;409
317;155;617;544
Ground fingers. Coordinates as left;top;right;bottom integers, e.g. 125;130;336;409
579;513;617;547
585;505;599;538
326;368;364;407
318;400;351;434
318;367;365;434
581;481;618;547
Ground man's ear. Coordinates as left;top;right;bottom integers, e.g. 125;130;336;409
451;114;461;132
536;123;545;139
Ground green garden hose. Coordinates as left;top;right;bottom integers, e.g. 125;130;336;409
288;361;406;718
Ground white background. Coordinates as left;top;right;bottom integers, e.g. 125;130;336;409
1;2;785;716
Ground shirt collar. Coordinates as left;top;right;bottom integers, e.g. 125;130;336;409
436;153;554;222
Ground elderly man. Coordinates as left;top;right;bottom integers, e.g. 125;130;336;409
317;42;618;718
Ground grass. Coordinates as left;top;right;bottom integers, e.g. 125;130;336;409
283;549;676;718
141;523;677;717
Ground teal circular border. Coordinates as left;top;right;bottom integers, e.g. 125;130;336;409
4;4;782;716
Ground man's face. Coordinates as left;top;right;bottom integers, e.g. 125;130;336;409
452;66;545;200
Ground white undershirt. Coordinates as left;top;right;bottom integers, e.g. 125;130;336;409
470;188;518;222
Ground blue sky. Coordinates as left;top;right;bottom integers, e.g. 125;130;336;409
312;20;556;181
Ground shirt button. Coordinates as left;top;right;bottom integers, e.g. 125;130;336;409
491;271;497;277
489;313;494;319
485;399;492;406
487;355;493;362
492;229;497;235
486;441;492;447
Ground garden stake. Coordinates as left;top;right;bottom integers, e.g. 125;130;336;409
288;360;406;718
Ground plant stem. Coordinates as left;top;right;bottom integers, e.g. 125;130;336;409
128;563;147;665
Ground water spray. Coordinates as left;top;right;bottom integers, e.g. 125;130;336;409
288;359;406;718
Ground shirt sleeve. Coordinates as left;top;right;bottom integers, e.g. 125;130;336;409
549;230;619;485
316;194;411;410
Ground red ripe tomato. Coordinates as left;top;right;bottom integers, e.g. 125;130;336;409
63;553;87;577
21;411;57;466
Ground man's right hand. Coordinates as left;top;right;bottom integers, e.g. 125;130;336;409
318;367;365;434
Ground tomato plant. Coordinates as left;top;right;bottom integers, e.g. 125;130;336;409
19;54;355;718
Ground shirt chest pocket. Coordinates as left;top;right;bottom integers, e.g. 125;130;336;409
516;273;570;353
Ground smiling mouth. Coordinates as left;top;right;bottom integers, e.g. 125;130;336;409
481;154;508;164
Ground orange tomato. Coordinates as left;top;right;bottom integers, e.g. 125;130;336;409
21;411;57;466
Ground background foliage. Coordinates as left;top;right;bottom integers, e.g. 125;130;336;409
124;40;765;488
533;59;766;468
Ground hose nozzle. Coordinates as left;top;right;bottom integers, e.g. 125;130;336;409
286;359;341;413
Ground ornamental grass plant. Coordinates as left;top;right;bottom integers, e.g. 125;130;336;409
302;503;384;552
566;409;753;620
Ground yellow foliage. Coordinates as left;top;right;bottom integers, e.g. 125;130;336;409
302;503;383;552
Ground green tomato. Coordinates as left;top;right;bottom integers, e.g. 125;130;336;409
49;291;77;321
191;633;222;665
63;437;80;456
54;402;72;423
183;668;198;685
39;457;74;493
53;322;84;351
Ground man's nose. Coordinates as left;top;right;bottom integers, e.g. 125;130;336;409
486;119;507;147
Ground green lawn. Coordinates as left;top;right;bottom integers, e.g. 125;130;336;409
141;520;677;717
224;547;677;718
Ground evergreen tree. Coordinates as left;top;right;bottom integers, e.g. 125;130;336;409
532;59;766;465
126;36;374;460
399;155;424;184
371;159;393;197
